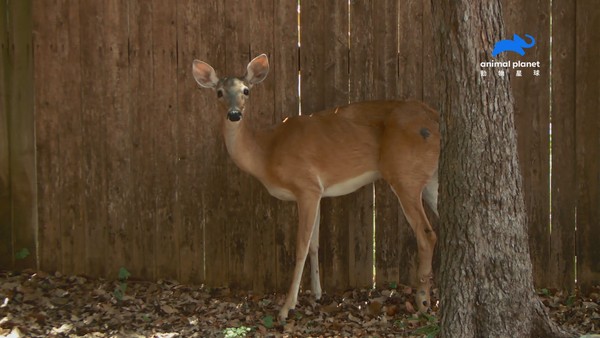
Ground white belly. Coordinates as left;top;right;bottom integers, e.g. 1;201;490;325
323;171;380;197
266;185;296;201
262;171;380;201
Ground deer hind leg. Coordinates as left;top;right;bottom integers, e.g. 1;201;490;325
279;194;321;323
309;204;322;299
423;170;439;217
388;178;437;312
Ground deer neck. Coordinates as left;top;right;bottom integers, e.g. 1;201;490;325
221;116;268;178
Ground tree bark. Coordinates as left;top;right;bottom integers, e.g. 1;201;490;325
432;1;573;337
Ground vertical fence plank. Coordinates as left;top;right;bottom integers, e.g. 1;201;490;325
301;0;351;291
575;1;600;293
185;1;230;287
102;0;132;280
272;0;300;291
349;0;399;289
56;2;85;276
128;0;157;281
549;0;576;291
33;0;85;275
176;1;223;285
151;0;179;281
0;0;12;269
503;0;551;288
6;0;37;270
79;1;109;278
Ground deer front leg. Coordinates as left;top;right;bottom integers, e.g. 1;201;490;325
309;204;322;300
279;194;321;323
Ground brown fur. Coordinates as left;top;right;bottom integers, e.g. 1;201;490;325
192;55;440;322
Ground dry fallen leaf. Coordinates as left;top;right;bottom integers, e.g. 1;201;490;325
367;300;382;316
0;271;597;337
160;304;178;314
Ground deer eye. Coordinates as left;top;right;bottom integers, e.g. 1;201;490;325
243;88;250;96
217;90;223;98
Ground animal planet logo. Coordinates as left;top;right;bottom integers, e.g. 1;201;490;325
480;33;541;78
491;34;536;57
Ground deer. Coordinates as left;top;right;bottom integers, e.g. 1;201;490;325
192;54;440;323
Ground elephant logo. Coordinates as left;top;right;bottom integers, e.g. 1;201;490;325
491;34;535;57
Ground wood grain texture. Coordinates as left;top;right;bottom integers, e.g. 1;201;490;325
33;0;85;275
0;0;12;269
128;0;158;281
102;0;132;281
175;0;212;285
79;0;109;278
150;0;179;282
503;0;551;288
550;0;576;292
6;0;37;270
575;0;600;293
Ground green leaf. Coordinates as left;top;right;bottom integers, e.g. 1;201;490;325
389;281;398;289
113;287;124;301
394;320;407;328
118;267;131;281
420;313;437;323
565;294;576;306
15;248;30;260
223;326;252;338
263;315;274;329
413;323;440;337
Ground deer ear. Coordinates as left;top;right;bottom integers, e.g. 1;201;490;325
192;60;219;88
245;54;269;85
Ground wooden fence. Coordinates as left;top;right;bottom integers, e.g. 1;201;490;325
1;0;598;294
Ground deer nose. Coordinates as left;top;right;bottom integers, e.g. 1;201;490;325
227;110;242;122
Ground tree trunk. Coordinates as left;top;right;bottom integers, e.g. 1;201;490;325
432;1;573;337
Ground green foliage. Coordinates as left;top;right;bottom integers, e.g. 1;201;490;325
389;281;398;289
118;267;131;281
15;248;29;260
566;294;577;306
262;315;274;329
113;267;131;302
412;313;440;338
223;326;252;338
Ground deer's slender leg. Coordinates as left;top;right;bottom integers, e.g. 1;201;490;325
389;181;437;312
309;203;322;299
279;194;321;322
423;172;439;217
378;114;439;312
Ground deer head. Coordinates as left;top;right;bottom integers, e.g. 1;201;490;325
192;54;270;122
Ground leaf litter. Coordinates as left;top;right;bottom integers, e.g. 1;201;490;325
0;270;598;337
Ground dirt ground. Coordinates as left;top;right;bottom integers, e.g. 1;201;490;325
1;270;598;337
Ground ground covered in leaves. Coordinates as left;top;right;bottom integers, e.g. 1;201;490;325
1;270;598;337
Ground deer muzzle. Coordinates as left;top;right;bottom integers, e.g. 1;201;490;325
227;110;243;122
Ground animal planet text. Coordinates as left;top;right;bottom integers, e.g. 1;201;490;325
480;60;541;69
